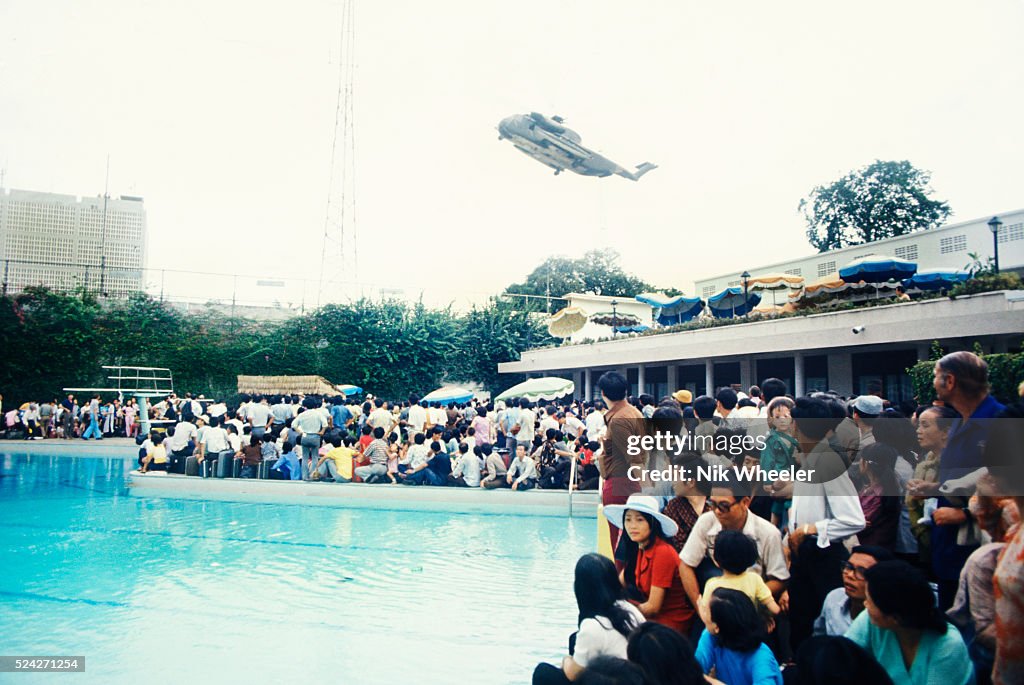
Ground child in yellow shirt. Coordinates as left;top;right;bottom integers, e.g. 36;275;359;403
699;530;781;625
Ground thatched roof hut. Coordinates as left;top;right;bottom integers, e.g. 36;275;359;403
236;375;343;396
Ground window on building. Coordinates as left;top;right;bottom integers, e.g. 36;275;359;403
939;234;967;254
727;280;740;287
894;245;918;260
998;222;1024;244
785;268;802;276
702;285;716;299
818;261;836;277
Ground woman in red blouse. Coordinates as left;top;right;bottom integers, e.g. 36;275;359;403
606;495;695;634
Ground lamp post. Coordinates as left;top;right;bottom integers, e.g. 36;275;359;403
741;271;751;318
988;216;1003;274
611;299;618;338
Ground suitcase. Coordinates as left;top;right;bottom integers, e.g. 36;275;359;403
216;451;234;478
185;456;199;476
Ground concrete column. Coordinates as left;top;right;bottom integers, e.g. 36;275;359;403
637;364;646;396
667;364;678;393
739;358;752;392
573;371;582;400
827;352;853;397
584;369;593;400
705;359;714;396
794;352;806;398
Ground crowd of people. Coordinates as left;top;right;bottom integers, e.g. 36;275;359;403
531;352;1021;685
3;349;1021;684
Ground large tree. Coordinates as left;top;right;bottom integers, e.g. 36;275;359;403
504;249;658;310
800;160;952;252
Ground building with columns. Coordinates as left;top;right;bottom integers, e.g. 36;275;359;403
499;290;1024;404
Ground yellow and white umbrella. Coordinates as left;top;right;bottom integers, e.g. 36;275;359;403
547;306;589;338
748;273;805;306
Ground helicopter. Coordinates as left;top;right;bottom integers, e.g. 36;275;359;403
497;112;657;181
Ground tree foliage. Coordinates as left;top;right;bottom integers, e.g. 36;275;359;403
800;160;952;253
504;249;659;309
0;290;550;406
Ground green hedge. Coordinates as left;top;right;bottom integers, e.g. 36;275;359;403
909;349;1024;405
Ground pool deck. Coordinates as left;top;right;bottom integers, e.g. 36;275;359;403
1;438;600;518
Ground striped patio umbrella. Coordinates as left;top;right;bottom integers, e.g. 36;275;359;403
335;384;363;396
839;255;917;283
747;273;805;306
901;268;971;292
635;292;704;325
708;287;761;318
547;306;589;338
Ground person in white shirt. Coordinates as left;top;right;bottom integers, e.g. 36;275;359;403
367;398;395;433
450;442;483;487
783;396;866;650
516;400;537;450
585;402;607;442
247;396;273;439
407;397;427;434
539;406;560;436
532;553;644;682
563;410;586;442
507;443;539;491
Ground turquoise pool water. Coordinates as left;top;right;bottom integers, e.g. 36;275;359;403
0;448;596;684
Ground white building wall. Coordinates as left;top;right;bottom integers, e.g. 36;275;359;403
695;209;1024;298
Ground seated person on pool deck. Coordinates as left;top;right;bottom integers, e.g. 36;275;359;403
272;440;302;480
699;529;781;627
449;442;482;487
481;443;509;488
401;440;444;486
354;427;390;483
315;434;355;483
260;431;281;466
507;443;540;491
139;433;169;473
137;430;158;467
604;495;695;634
235;436;262;478
401;433;430;476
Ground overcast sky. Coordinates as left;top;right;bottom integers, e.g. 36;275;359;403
1;0;1022;310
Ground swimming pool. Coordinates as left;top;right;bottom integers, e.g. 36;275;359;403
0;448;597;684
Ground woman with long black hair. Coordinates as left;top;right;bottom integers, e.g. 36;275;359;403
605;495;694;634
533;553;645;684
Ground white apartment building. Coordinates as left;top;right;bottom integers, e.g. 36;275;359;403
0;188;147;296
694;209;1024;299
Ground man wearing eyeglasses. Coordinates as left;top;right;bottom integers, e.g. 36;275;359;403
679;470;790;621
812;545;894;637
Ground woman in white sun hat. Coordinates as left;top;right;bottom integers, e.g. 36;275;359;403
605;494;695;635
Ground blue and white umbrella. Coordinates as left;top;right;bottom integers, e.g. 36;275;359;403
708;287;761;318
901;268;971;292
335;384;363;397
614;324;651;334
635;292;704;326
839;255;917;283
422;386;475;405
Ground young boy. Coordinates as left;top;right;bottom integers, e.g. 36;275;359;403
139;433;169;473
699;530;780;625
401;440;441;486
